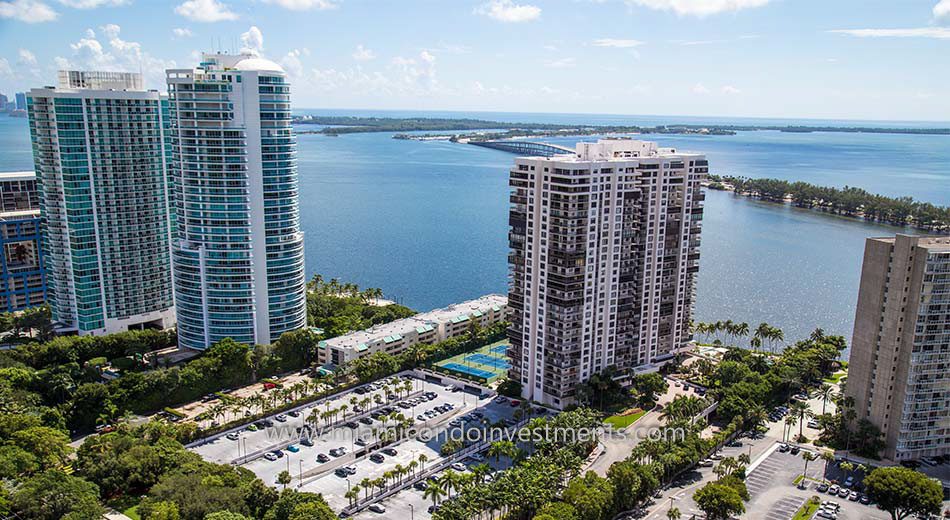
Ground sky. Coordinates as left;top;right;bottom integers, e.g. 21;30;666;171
0;0;949;122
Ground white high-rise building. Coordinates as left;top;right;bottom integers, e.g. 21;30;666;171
507;139;707;408
27;71;176;335
166;53;307;351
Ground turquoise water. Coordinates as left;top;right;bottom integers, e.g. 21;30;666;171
2;113;948;352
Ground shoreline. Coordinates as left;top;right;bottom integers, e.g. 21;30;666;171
702;180;949;233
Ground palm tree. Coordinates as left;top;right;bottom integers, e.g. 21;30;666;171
345;486;359;507
817;384;834;415
790;401;812;441
424;479;445;506
666;506;681;520
783;414;798;442
418;453;428;472
360;477;373;500
800;452;817;487
440;469;460;498
820;451;835;480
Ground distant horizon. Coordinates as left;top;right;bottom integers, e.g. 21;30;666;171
291;107;950;126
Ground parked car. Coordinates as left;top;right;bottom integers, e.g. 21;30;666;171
275;414;288;422
469;453;486;462
828;485;840;495
859;495;870;505
288;410;300;418
383;448;397;456
837;487;850;498
451;462;468;472
359;417;373;425
790;445;800;455
264;452;278;461
843;476;854;488
370;453;385;463
368;504;385;513
698;459;714;467
848;491;859;501
300;438;314;447
414;480;428;490
777;443;790;453
226;432;240;441
807;419;820;429
817;483;829;492
287;445;300;453
316;453;330;463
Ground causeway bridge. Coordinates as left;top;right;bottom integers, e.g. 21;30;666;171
469;140;574;157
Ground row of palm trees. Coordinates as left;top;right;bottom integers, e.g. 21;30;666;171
194;375;414;431
307;274;385;304
693;320;785;353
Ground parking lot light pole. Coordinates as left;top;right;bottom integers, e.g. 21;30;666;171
298;460;302;488
409;503;414;520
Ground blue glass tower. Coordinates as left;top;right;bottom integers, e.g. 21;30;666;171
167;53;306;350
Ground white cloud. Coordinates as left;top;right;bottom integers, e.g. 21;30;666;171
172;27;193;38
0;58;13;78
58;0;127;8
264;0;337;10
592;38;644;48
721;85;741;95
692;83;710;94
62;26;176;88
544;57;576;68
829;27;950;39
475;0;540;22
240;25;264;55
280;49;305;78
935;0;950;25
174;0;237;22
0;0;58;22
352;44;375;61
17;48;37;66
626;0;770;16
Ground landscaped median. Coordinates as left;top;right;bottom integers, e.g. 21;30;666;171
791;495;821;520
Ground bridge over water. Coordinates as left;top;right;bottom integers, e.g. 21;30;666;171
468;140;575;157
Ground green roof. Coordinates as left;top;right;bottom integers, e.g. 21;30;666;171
492;305;501;312
415;324;435;334
356;343;369;352
472;310;484;317
451;314;470;324
317;340;327;349
383;334;403;343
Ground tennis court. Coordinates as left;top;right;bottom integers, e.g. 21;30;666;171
465;353;510;369
434;339;511;383
441;363;496;380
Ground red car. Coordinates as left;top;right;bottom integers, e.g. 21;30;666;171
263;382;277;390
510;399;520;407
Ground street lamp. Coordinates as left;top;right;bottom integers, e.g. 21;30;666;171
409;503;414;520
298;459;303;488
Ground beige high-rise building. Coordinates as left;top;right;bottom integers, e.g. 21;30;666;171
507;139;706;409
846;234;950;461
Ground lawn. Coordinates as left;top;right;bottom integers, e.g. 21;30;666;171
823;370;847;384
605;409;646;429
791;496;821;520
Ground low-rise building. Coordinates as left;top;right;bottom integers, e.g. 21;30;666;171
318;294;507;365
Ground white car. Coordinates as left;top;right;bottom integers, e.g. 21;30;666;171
469;453;486;462
451;462;467;472
264;452;279;461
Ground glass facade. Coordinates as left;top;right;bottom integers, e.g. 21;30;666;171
27;88;175;333
168;54;306;350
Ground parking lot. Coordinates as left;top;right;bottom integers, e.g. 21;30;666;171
743;446;891;520
191;374;429;467
302;388;523;514
189;371;528;518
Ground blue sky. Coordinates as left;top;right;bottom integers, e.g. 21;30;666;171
1;0;949;121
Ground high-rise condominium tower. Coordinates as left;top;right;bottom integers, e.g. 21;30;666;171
846;234;950;461
166;53;307;351
507;139;706;408
27;71;175;334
